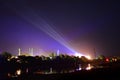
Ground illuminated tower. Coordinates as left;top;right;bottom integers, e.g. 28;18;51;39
28;48;31;55
57;49;60;56
31;48;33;56
18;48;21;56
29;48;33;56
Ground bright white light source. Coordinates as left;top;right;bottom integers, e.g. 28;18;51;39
75;53;92;60
85;55;91;60
79;67;82;70
75;53;83;57
86;64;92;70
86;66;91;70
16;69;21;75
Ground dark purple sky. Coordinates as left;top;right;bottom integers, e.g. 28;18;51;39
0;0;120;57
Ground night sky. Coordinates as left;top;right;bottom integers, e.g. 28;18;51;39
0;0;120;57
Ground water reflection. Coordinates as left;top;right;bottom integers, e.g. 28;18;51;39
16;69;21;75
7;69;22;78
6;63;95;78
86;64;93;70
34;63;94;74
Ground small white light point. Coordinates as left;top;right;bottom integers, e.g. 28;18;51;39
16;69;21;75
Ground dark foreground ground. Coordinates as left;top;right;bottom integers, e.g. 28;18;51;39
1;67;120;80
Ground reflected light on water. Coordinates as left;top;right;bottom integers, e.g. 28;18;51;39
16;69;21;75
86;64;92;70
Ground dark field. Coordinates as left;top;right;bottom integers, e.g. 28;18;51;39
1;55;120;80
1;67;120;80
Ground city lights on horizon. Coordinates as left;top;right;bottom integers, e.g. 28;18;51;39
0;47;92;60
15;47;89;57
75;53;92;59
85;55;92;60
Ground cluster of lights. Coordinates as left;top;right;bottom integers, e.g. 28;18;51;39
85;55;91;60
75;53;92;60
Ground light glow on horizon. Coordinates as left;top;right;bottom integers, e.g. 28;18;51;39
75;53;92;59
85;55;92;60
75;53;84;57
